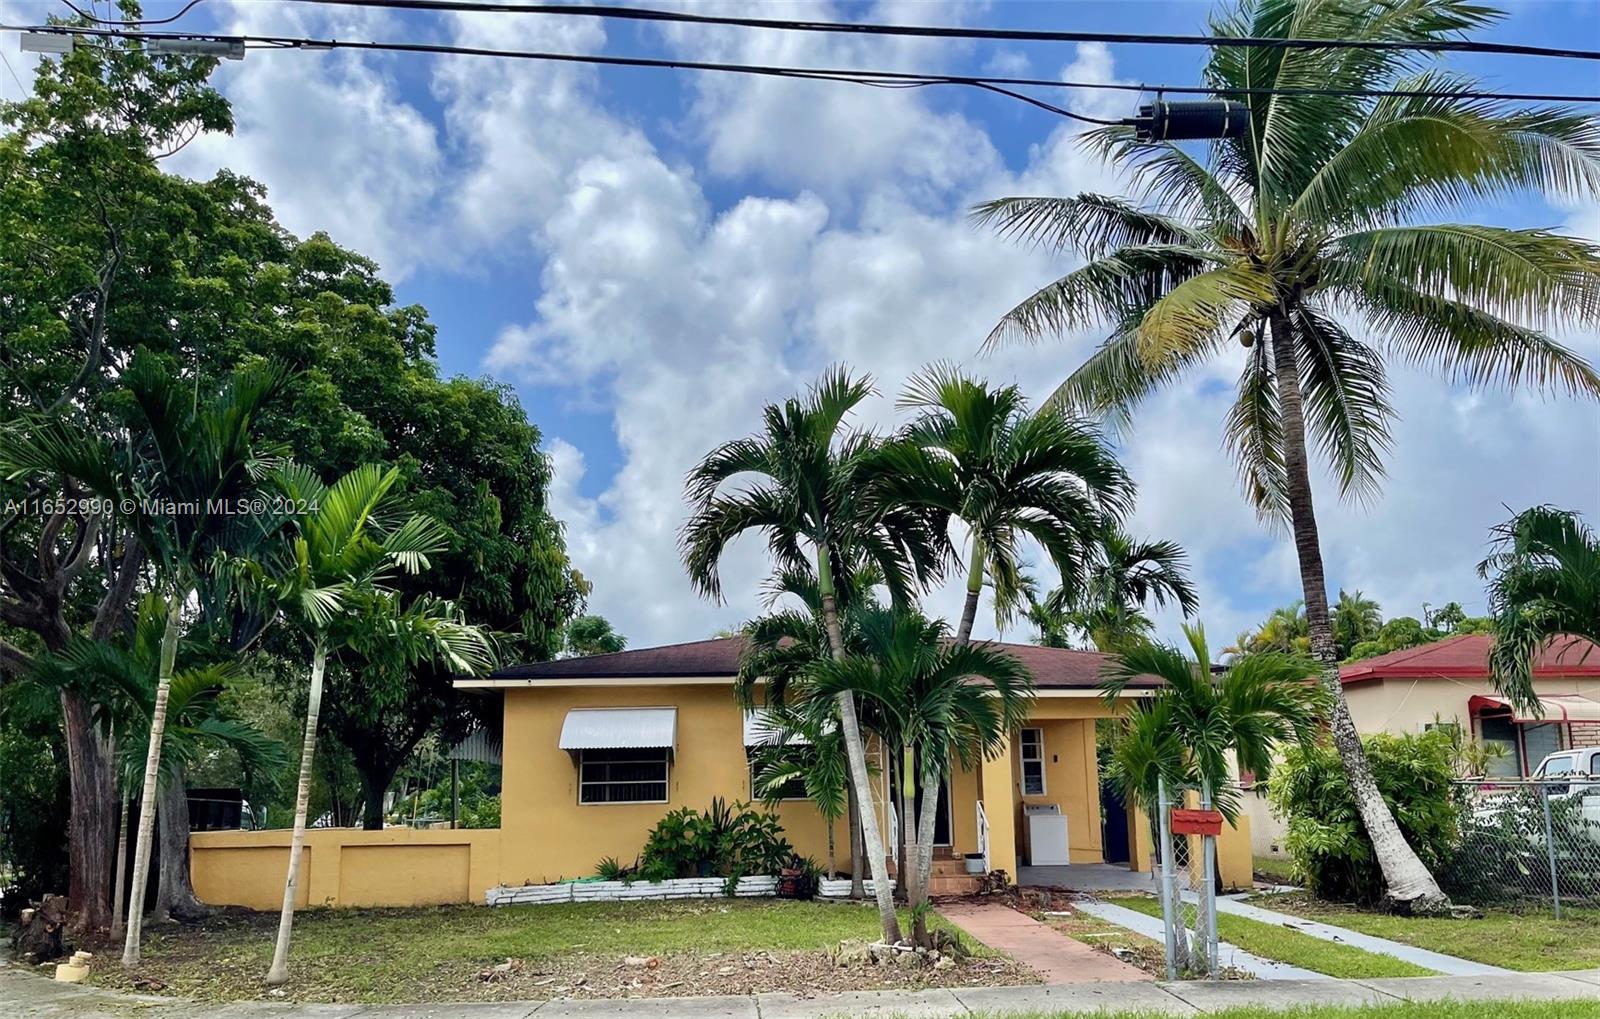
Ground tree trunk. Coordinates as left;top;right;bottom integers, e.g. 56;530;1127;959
122;587;187;966
954;535;985;644
360;763;399;831
61;689;117;936
1269;309;1449;914
912;758;943;947
110;795;130;940
825;814;837;880
848;787;864;898
152;768;209;923
897;746;913;901
818;548;902;943
267;641;329;986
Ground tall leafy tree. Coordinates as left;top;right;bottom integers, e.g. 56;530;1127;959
3;351;287;962
977;0;1600;910
236;463;494;986
876;365;1133;643
682;368;948;944
564;615;628;657
1479;506;1600;709
0;8;228;934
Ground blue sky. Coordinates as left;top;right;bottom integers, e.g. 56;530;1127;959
5;0;1597;650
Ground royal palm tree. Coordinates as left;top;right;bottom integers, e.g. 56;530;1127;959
1479;506;1600;709
875;365;1133;643
682;368;947;943
1332;589;1383;659
239;463;494;986
977;0;1600;910
811;610;1034;946
2;350;289;961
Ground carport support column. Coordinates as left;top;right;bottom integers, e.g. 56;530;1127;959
980;732;1018;879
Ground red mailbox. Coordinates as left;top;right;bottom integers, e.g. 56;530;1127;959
1170;807;1224;836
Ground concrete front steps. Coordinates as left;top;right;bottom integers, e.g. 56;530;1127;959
889;847;984;897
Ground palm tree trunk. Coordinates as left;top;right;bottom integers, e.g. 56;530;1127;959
848;787;864;898
1269;309;1449;914
954;535;985;644
912;759;942;947
826;815;837;880
110;793;130;940
818;548;902;943
266;640;329;986
122;587;186;967
898;746;914;901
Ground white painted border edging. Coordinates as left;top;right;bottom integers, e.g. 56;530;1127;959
487;875;780;906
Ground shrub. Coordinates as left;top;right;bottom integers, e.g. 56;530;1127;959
638;797;793;886
1269;730;1458;904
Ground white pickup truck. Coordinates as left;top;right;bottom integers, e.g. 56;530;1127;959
1528;746;1600;846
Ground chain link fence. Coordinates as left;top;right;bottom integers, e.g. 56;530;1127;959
1440;778;1600;916
1155;777;1219;979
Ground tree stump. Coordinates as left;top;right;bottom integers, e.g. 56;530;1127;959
11;895;71;962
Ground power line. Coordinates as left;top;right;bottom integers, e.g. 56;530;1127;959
59;0;209;27
287;0;1600;63
11;23;1600;111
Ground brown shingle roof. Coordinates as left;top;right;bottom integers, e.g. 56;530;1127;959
486;635;1149;689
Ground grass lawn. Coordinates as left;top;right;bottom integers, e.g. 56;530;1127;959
1255;892;1600;973
1107;896;1436;979
1253;854;1299;885
93;899;1026;1003
989;1005;1600;1019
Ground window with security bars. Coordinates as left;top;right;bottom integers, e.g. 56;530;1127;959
578;748;669;804
748;747;810;801
1020;728;1046;796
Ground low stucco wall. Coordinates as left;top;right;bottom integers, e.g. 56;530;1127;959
190;828;502;910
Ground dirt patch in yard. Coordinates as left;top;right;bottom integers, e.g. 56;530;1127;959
85;904;1035;1004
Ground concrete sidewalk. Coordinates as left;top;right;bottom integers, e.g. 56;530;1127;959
7;964;1600;1017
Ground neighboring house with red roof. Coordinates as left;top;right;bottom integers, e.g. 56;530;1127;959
1339;634;1600;776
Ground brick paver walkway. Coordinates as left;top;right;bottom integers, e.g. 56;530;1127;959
938;900;1153;983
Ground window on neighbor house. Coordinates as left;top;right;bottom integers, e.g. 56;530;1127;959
1020;728;1045;796
578;748;669;804
1477;713;1521;777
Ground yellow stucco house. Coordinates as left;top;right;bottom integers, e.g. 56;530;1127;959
193;637;1253;909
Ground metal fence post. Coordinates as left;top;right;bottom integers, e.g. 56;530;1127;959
1157;776;1178;981
1540;781;1562;919
1201;781;1219;978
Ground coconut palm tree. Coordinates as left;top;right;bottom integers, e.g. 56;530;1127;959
1332;589;1383;659
977;0;1600;910
238;463;494;986
875;364;1133;643
682;367;948;944
810;610;1034;946
1479;506;1600;710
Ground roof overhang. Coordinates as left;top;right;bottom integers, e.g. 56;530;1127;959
1468;693;1600;724
558;707;678;750
456;675;732;689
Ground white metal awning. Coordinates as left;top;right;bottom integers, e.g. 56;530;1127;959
742;709;813;747
558;707;677;750
1470;693;1600;723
